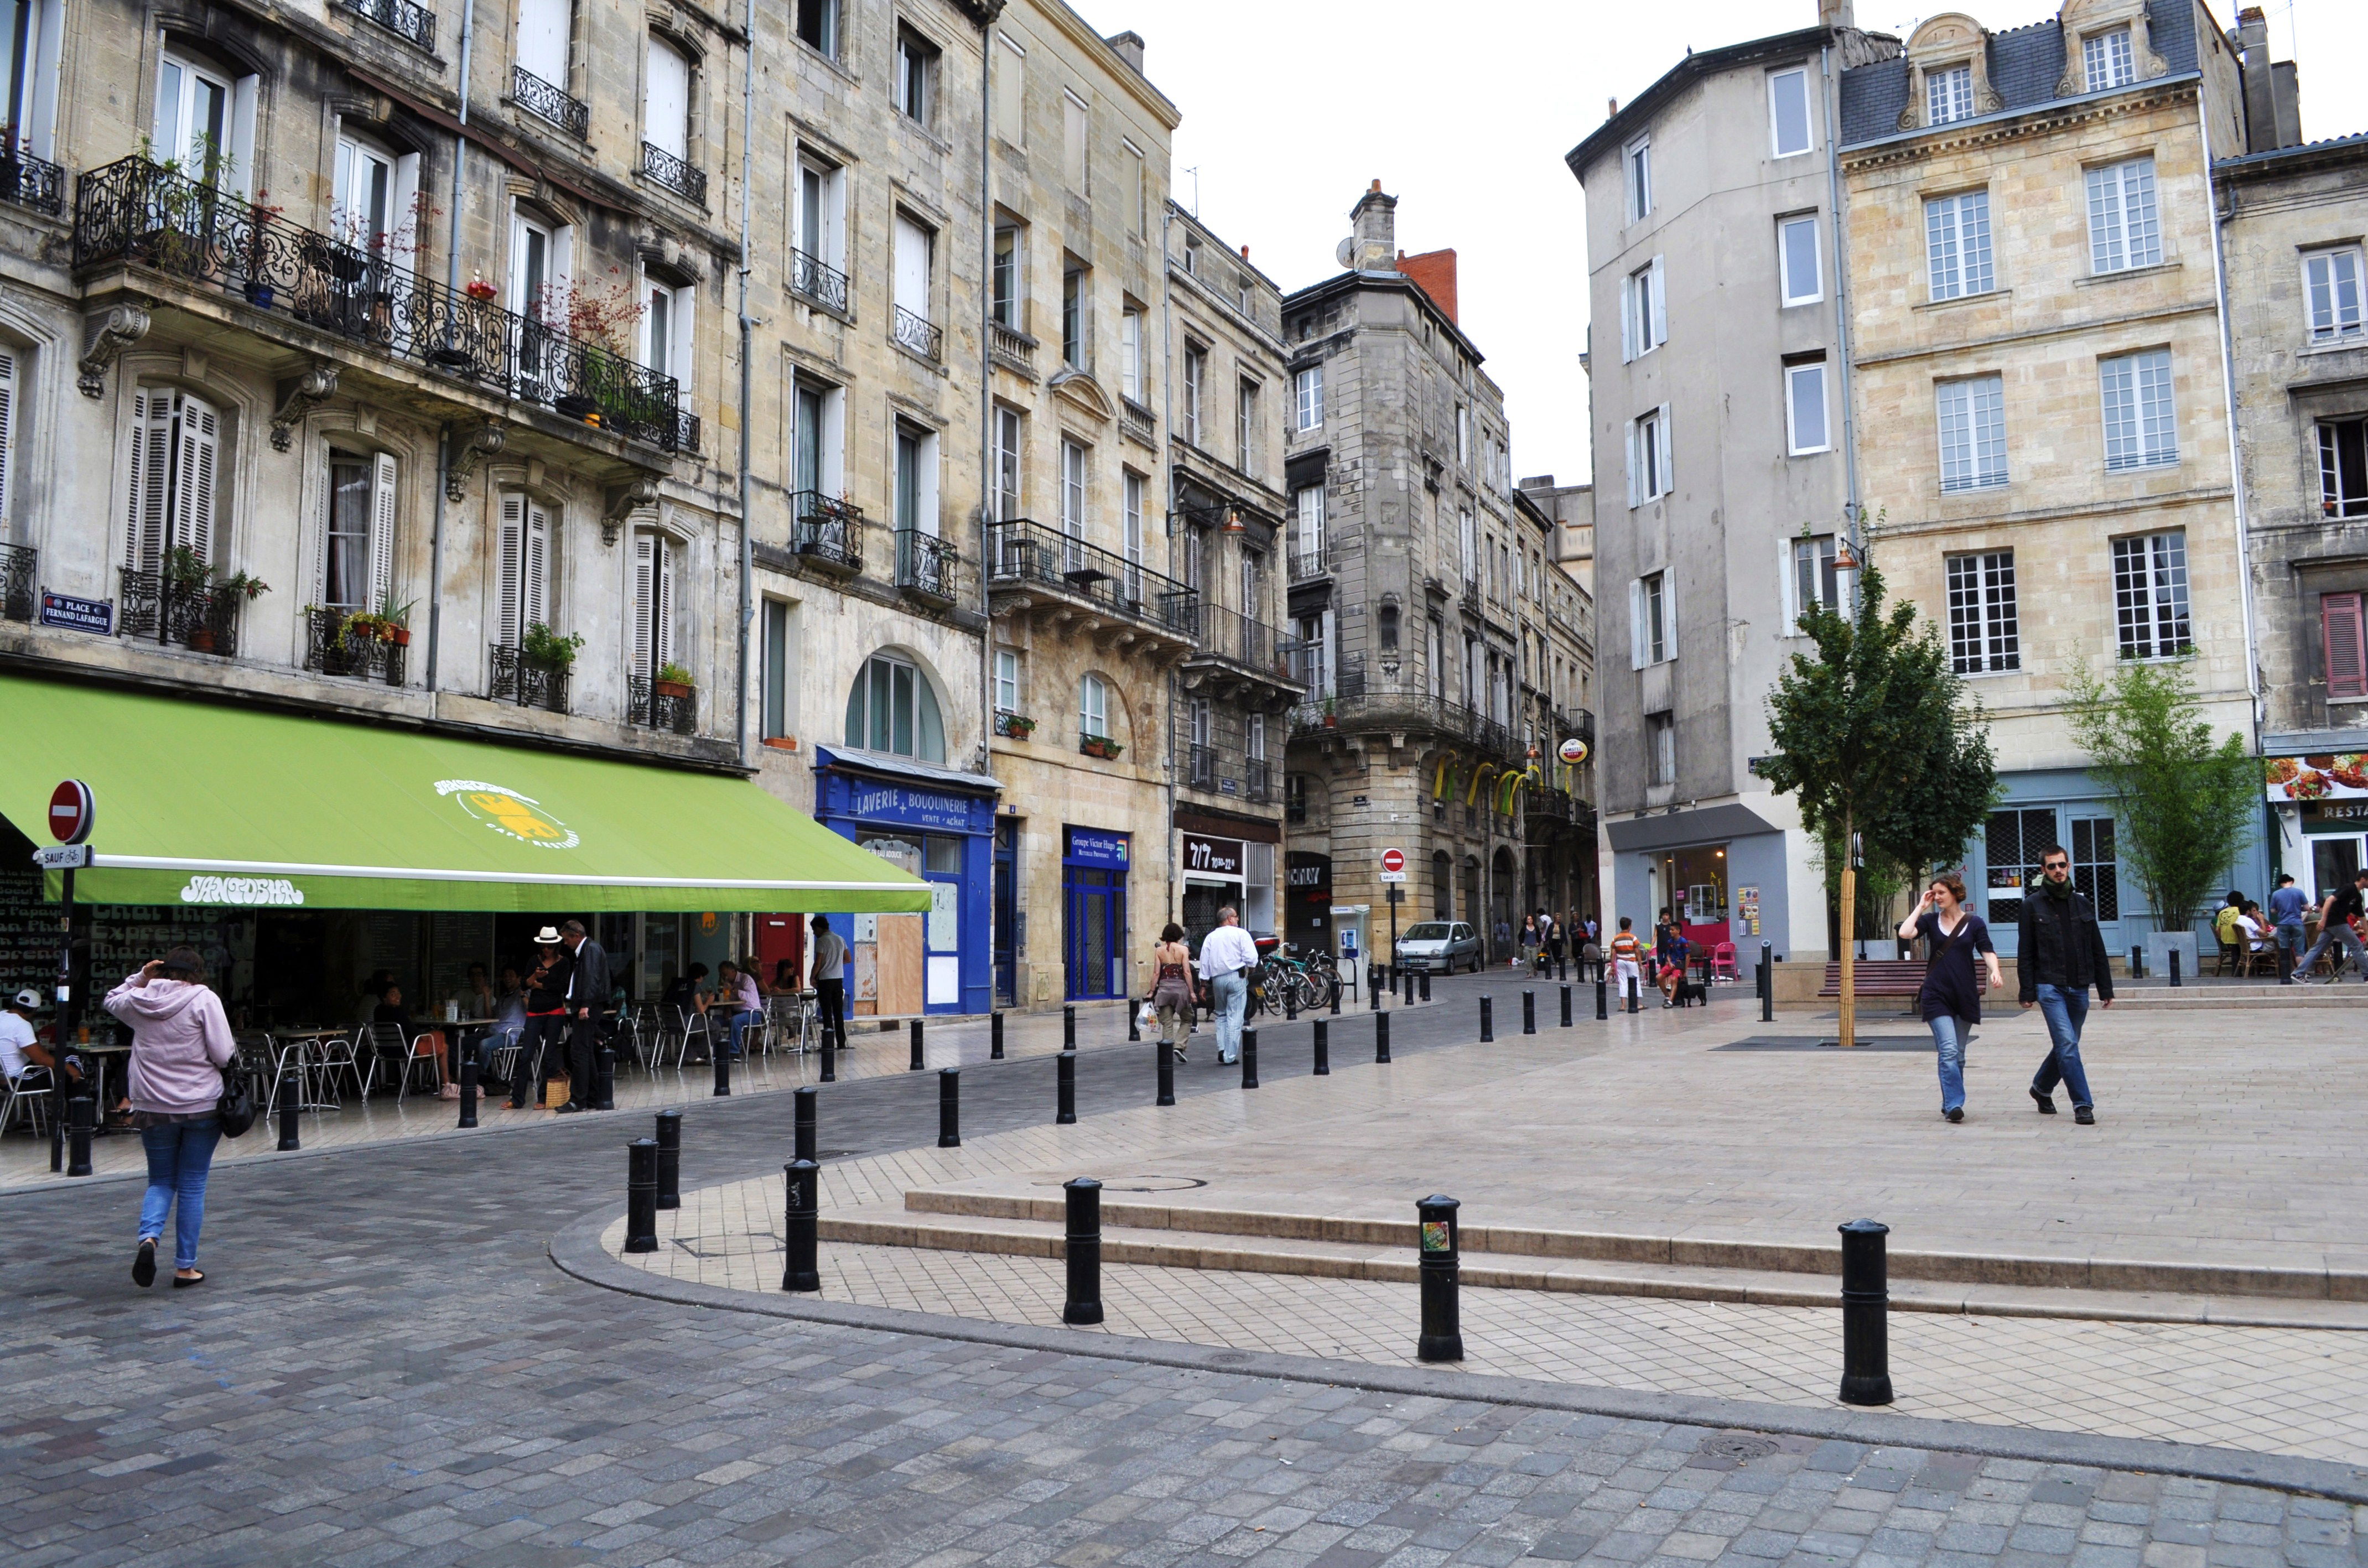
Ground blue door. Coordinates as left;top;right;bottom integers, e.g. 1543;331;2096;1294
1065;868;1127;999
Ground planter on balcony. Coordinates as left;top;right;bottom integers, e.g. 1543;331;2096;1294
1080;736;1123;760
653;678;693;702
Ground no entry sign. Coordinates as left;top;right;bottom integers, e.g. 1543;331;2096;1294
1379;847;1406;883
48;779;94;844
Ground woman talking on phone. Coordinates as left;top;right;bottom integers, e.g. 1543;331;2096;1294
107;946;237;1287
1897;872;2003;1124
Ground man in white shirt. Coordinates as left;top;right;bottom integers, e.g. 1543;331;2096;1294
1196;907;1260;1067
2;988;49;1085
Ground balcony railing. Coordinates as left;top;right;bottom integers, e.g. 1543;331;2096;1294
119;568;240;657
1290;688;1534;765
790;491;863;574
487;643;571;714
896;527;958;605
343;0;436;49
1121;397;1156;448
304;606;407;685
1188;744;1218;788
1187;602;1305;685
75;158;682;451
791;248;849;313
641;142;707;205
892;306;943;361
985;518;1198;638
0;149;66;218
675;408;701;455
1;542;33;621
628;674;696;735
989;320;1035;376
512;66;589;138
993;709;1037;740
1245;758;1273;804
1288;546;1330;581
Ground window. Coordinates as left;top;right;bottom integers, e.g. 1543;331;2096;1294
790;375;844;499
1785;361;1829;455
2323;593;2367;702
332;134;419;267
1;0;60;161
516;0;570;91
1926;63;1973;126
2319;419;2368;518
1632;572;1668;667
2086;157;2162;274
1425;617;1442;698
1183;232;1201;277
1936;375;2007;492
993;406;1023;521
1182;344;1206;446
1628;406;1671;504
1293;364;1323;430
762;600;792;739
0;351;13;529
1062;89;1088;193
155;50;252;192
1647;713;1675;786
1984;807;2058;923
2112;531;2192;658
1625;135;1651;222
2305;250;2364;342
994;647;1021;715
124;387;220;578
321;449;396;614
1292;485;1325;569
894;213;935;330
509;207;572;392
1924;190;1993;301
1622;257;1665;360
1769;68;1812;157
991;224;1021;326
1946;550;2019;673
630;529;678;681
1061;259;1087;368
846;652;946;761
1079;672;1109;739
1122;139;1146;234
493;491;552;649
1456;404;1470;466
1779;217;1820;305
1791;534;1838;628
1120;307;1144;401
794;0;835;58
1060;438;1087;543
1238;380;1258;470
994;33;1024;142
1240;549;1261;618
1121;470;1145;595
794;150;847;282
1458;508;1476;581
894;28;938;125
645;36;690;159
2083;27;2135;93
894;424;939;536
643;277;689;386
2100;348;2177;470
2070;817;2120;920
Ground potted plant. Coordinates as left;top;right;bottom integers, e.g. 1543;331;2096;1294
1080;733;1123;760
1000;713;1036;740
652;661;695;701
370;589;415;647
520;620;583;673
1321;696;1338;729
219;570;271;603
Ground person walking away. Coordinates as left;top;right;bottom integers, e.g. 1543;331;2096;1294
1608;918;1644;1007
2267;873;2309;983
1545;914;1566;974
2293;870;2368;984
1898;873;2002;1123
808;917;849;1056
2014;845;2113;1123
1198;906;1259;1066
1150;923;1198;1063
557;920;610;1112
108;947;236;1288
510;931;573;1108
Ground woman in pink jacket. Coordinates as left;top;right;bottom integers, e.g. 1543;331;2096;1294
106;946;236;1288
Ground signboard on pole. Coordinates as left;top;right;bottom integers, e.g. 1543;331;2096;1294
1378;847;1407;883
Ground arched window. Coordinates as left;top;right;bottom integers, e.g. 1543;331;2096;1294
845;651;945;761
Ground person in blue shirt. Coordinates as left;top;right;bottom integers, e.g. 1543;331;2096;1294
2267;873;2310;984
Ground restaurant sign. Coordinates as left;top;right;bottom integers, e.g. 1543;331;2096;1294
180;875;306;905
436;778;580;849
2265;754;2368;803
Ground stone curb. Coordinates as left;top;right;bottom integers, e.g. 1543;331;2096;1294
548;1204;2368;1505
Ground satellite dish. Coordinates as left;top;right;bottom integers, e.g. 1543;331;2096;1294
1336;236;1357;268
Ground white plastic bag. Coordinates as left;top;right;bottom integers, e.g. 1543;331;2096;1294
1136;1000;1158;1034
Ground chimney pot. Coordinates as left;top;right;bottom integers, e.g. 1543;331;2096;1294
1240;244;1249;259
1369;178;1382;194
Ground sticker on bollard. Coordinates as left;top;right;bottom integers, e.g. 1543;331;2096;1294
939;1066;960;1148
990;1011;1005;1060
1838;1218;1893;1405
1241;1027;1259;1089
794;1084;818;1164
1312;1019;1330;1076
1063;1177;1104;1324
1057;1049;1077;1124
782;1158;820;1290
654;1108;682;1210
1416;1194;1463;1362
625;1139;659;1254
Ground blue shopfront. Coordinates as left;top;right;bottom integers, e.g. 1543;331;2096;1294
1063;826;1130;1001
812;746;999;1016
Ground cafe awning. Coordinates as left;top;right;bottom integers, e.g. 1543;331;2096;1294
1;673;932;913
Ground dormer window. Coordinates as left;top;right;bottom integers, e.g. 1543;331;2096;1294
2083;28;2135;92
1926;64;1974;125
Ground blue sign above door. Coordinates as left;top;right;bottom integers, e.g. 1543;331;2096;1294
1064;827;1130;868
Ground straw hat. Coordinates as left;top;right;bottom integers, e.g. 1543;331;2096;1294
533;925;563;944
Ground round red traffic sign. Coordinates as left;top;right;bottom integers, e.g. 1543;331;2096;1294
1380;848;1405;875
48;778;94;844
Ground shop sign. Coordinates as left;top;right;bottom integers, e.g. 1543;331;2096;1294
39;591;112;635
848;780;975;833
179;874;305;906
2299;799;2368;835
1064;828;1130;868
2266;754;2368;803
435;780;580;849
1182;834;1242;877
1285;854;1330;892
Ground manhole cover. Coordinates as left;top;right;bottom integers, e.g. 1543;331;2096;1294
1699;1434;1778;1465
1028;1175;1208;1193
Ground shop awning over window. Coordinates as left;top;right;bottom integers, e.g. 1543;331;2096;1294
1;674;932;913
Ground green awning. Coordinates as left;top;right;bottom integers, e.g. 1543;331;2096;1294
1;673;931;913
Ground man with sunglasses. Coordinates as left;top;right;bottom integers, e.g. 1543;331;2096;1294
2016;845;2113;1124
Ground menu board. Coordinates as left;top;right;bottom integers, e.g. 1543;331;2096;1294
88;905;248;1004
0;859;55;1006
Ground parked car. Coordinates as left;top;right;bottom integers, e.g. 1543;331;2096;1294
1395;921;1482;974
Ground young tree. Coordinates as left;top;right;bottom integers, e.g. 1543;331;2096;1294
1762;560;1996;1045
2065;658;2256;938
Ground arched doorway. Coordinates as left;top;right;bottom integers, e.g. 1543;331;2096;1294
1430;850;1452;919
1491;846;1519;956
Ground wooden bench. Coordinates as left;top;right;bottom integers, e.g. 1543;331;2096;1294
1817;959;1926;999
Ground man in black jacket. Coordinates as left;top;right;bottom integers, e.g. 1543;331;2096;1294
558;919;612;1113
2016;844;2114;1124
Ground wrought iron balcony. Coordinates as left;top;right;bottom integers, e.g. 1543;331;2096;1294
342;0;436;49
0;149;66;218
985;518;1198;638
1244;757;1273;804
1;542;33;621
1186;603;1305;687
1121;397;1156;448
674;407;701;455
993;709;1037;740
896;527;958;605
304;606;407;685
119;568;240;657
1288;546;1330;581
1187;744;1218;788
989;320;1035;376
790;491;863;575
487;643;572;713
512;66;589;139
628;674;696;735
641;142;707;205
791;248;849;313
892;305;943;361
74;157;681;451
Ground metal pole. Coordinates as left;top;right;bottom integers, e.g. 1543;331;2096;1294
938;1066;960;1148
1240;1026;1258;1089
1312;1018;1329;1075
654;1108;682;1210
1838;1218;1893;1405
49;862;76;1174
457;1055;478;1128
1761;941;1775;1024
909;1019;925;1071
1330;974;1341;1015
625;1139;658;1253
794;1084;817;1164
276;1071;300;1151
1063;1176;1103;1324
819;1022;835;1082
1415;1194;1463;1362
782;1157;820;1290
1156;1037;1173;1106
990;1010;1004;1060
1375;1010;1391;1063
1419;970;1431;1002
1056;1048;1076;1124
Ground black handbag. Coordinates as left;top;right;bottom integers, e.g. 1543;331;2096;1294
216;1065;257;1138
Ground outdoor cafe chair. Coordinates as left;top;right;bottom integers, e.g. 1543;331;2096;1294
674;1006;715;1068
1711;942;1739;981
364;1022;440;1098
2;1064;53;1136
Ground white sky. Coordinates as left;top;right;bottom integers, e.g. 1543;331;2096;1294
1065;0;2366;491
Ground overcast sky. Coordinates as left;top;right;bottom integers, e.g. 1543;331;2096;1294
1064;0;2366;491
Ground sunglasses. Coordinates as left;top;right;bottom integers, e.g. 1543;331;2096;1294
2043;860;2069;871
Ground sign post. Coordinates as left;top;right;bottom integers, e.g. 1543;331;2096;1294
1379;849;1406;988
43;781;94;1174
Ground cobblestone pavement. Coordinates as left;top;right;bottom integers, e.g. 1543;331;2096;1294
8;1003;2367;1564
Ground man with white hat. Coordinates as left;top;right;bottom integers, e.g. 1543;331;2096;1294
2;988;49;1089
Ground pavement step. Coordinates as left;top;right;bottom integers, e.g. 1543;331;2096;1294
816;1203;2368;1331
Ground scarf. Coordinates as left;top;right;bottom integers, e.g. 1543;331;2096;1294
2043;875;2073;901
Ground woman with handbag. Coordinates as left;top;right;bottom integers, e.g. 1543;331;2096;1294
106;946;238;1288
1897;873;2004;1124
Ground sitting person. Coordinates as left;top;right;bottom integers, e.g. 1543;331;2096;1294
2234;901;2272;973
772;957;802;995
660;963;710;1017
475;965;527;1090
716;960;764;1059
3;987;58;1096
373;983;459;1099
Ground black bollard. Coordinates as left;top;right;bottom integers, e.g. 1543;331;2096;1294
1627;974;1640;1014
1403;968;1415;1006
1241;1027;1259;1089
990;1010;1005;1060
794;1084;817;1164
1129;998;1143;1039
1156;1038;1175;1107
819;1024;835;1082
1329;977;1341;1016
276;1073;301;1151
1419;971;1431;1002
458;1055;479;1129
66;1095;95;1176
1416;1194;1464;1362
939;1066;960;1148
1480;996;1494;1042
2129;943;2144;980
1375;1010;1391;1063
1596;975;1608;1020
1312;1018;1330;1076
1560;984;1573;1027
1522;989;1536;1035
1838;1218;1893;1405
1369;972;1379;1011
2168;945;2182;988
654;1108;682;1210
594;1041;615;1111
782;1157;820;1290
1760;941;1775;1024
713;1039;731;1097
1057;1049;1076;1124
625;1139;658;1253
1063;1004;1076;1050
1560;956;1569;983
906;1019;924;1071
1063;1177;1104;1324
1284;981;1298;1022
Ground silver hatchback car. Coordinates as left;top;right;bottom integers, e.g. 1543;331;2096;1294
1394;921;1482;974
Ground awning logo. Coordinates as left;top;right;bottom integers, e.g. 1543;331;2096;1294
181;876;304;906
435;779;581;850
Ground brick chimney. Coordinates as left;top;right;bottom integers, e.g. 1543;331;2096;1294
1819;0;1853;28
1103;30;1145;76
1398;248;1459;325
1351;181;1397;273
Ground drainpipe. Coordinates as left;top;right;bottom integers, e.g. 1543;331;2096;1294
1160;205;1178;922
427;0;479;694
1821;43;1865;589
735;0;756;769
2203;118;2262;750
978;14;994;778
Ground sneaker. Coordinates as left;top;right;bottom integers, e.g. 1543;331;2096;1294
2029;1087;2057;1115
1943;1106;1965;1123
2074;1105;2096;1125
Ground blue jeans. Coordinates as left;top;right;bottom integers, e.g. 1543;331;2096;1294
1211;970;1248;1062
2298;921;2368;980
139;1117;222;1270
1926;1014;1974;1113
2030;983;2096;1109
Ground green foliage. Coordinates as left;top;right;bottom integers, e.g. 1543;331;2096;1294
2065;657;2257;933
521;621;584;672
163;546;212;586
376;588;414;627
655;661;695;687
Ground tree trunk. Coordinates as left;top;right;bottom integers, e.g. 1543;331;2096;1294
1837;808;1857;1049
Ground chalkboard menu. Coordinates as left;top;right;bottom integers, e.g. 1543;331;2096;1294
0;859;54;1005
87;905;246;1000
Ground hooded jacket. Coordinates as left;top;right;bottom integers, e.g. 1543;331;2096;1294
104;974;237;1115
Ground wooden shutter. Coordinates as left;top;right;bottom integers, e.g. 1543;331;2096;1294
523;500;549;630
2325;592;2367;701
174;392;219;563
126;389;174;574
631;531;655;676
0;350;13;526
496;492;524;646
1618;276;1634;363
369;451;398;610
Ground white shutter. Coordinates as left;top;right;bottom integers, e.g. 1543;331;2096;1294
631;532;655;675
1655;403;1674;495
1649;256;1667;346
496;494;524;646
391;153;421;276
1618;276;1634;364
518;0;569;85
0;350;14;526
311;459;331;602
175;393;219;564
125;388;155;571
654;536;676;668
369;451;398;609
646;41;689;159
523;501;549;629
1661;568;1678;659
1629;579;1647;670
1624;418;1640;508
894;216;931;322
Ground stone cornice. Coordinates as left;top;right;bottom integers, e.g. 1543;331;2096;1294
1866;484;2235;539
1841;73;2200;172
